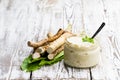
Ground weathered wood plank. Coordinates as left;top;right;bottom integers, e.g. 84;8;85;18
83;0;120;79
0;0;45;79
32;0;90;79
81;0;105;79
1;0;120;79
8;0;50;79
0;0;30;79
112;33;120;78
90;32;118;80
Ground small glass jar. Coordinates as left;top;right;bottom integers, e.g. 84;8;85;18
64;36;100;68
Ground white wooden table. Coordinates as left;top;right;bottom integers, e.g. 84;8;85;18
0;0;120;80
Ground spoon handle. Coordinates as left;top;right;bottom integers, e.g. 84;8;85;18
91;22;105;38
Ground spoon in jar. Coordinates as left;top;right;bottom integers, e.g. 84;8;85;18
91;22;105;39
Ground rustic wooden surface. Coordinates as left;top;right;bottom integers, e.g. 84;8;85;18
0;0;120;80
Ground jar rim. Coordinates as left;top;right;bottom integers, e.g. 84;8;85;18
65;36;99;51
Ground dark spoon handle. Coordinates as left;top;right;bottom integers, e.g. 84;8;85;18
91;22;105;38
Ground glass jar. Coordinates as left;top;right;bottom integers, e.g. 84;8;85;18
64;36;100;68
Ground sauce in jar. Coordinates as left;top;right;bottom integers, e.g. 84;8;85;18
64;36;100;68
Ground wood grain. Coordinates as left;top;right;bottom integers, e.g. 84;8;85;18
86;0;120;79
32;0;90;79
0;0;120;80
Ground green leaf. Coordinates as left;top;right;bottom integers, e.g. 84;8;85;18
26;61;41;72
82;36;94;43
39;56;64;66
20;54;45;72
29;57;46;63
20;55;33;72
39;51;64;66
20;51;64;72
54;51;64;59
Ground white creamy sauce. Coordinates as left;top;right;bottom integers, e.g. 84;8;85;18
64;36;100;68
67;37;94;48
